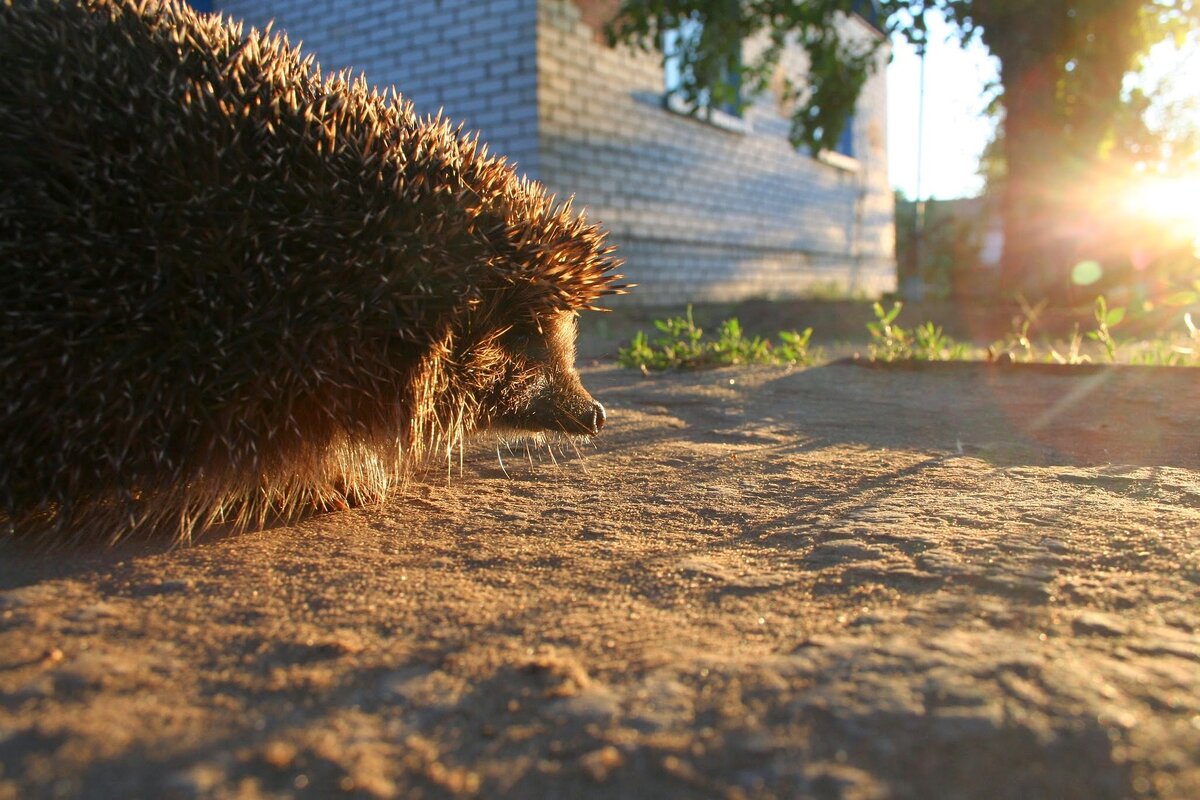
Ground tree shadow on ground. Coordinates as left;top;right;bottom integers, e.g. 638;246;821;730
761;360;1200;469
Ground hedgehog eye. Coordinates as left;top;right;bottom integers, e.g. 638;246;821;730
499;325;553;363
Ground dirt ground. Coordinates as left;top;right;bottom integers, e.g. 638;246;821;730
2;357;1200;799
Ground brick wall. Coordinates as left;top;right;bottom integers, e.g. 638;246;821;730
539;0;896;305
212;0;541;176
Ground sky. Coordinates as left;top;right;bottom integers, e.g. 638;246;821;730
1131;30;1200;167
887;10;1000;201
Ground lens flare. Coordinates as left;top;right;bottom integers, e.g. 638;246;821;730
1122;174;1200;257
1071;260;1103;286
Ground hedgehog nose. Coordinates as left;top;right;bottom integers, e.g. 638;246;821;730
589;400;606;435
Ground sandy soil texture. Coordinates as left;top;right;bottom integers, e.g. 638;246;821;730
2;361;1199;799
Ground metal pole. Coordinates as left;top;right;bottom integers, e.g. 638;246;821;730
912;34;928;296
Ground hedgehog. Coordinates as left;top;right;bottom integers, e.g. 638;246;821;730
0;0;626;545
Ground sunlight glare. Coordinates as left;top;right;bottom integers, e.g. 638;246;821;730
1122;174;1200;256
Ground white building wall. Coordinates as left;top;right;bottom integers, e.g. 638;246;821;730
538;0;895;305
213;0;541;176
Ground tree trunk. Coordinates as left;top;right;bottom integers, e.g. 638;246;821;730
976;0;1146;304
997;58;1073;302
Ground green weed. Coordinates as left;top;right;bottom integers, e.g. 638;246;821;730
1127;312;1200;366
865;301;911;361
1086;295;1125;362
913;321;971;360
866;301;972;361
1049;324;1090;365
989;295;1045;363
617;306;816;371
617;295;1200;371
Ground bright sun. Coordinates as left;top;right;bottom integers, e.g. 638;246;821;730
1122;174;1200;256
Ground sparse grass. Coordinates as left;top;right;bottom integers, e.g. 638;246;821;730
617;295;1200;371
1086;295;1125;362
617;306;816;371
866;301;971;362
989;296;1044;363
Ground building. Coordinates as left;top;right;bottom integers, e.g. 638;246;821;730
204;0;896;305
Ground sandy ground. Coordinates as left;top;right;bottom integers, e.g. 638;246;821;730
2;359;1199;799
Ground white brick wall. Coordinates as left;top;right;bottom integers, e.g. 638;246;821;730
537;0;896;305
213;0;541;176
207;0;896;306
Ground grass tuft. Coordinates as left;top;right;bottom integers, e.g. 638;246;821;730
618;295;1200;371
617;306;816;371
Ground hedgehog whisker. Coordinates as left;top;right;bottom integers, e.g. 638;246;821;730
566;437;589;475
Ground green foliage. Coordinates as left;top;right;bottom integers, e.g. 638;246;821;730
617;306;815;370
619;297;1200;371
1123;310;1200;366
775;328;817;365
1086;295;1125;362
865;300;911;361
1049;324;1091;366
605;0;880;153
990;296;1046;363
914;321;971;361
605;1;1198;163
866;301;970;361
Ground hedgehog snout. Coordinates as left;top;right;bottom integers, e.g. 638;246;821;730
551;397;605;437
590;400;606;434
536;386;606;437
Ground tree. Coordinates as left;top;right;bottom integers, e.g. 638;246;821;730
607;1;885;154
606;0;1200;301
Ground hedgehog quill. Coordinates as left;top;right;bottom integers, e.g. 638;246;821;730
0;0;626;545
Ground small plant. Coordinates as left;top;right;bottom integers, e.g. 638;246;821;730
1049;323;1090;365
774;328;815;366
866;301;912;361
866;301;970;361
651;305;708;366
1128;340;1189;366
913;321;970;360
712;318;771;365
1086;295;1125;363
618;330;660;370
617;306;816;371
990;295;1045;363
1128;312;1200;366
618;296;1200;372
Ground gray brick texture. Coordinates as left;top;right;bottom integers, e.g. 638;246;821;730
214;0;541;175
537;0;896;305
